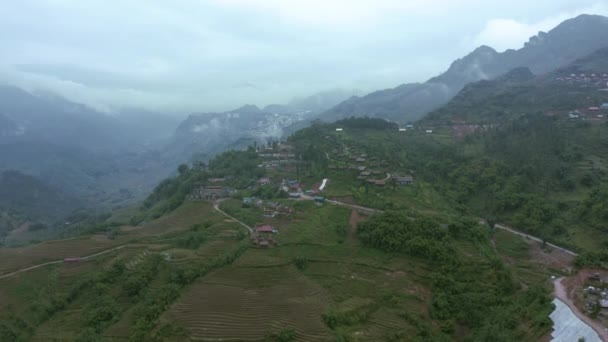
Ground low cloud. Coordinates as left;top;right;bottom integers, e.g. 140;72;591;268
1;1;606;113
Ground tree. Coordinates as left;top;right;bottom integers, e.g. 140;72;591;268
177;164;190;175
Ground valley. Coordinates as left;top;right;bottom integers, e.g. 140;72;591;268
3;10;608;342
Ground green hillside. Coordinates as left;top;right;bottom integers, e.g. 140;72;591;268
0;137;560;341
4;47;608;341
425;47;608;124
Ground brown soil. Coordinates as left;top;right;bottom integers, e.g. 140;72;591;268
347;209;366;243
529;242;575;271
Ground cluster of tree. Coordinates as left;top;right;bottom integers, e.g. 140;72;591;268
358;211;452;261
123;254;163;297
578;185;608;230
357;212;553;340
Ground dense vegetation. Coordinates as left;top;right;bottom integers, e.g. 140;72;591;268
358;212;553;340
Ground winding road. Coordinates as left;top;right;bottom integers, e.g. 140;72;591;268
213;201;254;234
0;245;127;280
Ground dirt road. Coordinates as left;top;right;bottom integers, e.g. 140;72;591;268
213;201;253;234
0;245;127;280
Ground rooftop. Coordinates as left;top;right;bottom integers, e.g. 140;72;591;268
255;225;275;233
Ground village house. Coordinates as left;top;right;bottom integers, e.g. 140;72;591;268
374;180;386;186
360;171;371;177
568;111;581;119
253;225;279;248
356;157;366;163
394;175;414;186
602;103;608;110
242;197;255;205
257;177;271;185
188;184;230;200
357;166;367;171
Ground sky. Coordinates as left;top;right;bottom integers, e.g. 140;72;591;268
1;0;607;114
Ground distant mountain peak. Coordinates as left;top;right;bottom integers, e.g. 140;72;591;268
231;104;261;114
321;14;608;123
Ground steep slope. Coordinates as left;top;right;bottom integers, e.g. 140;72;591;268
0;170;76;220
0;86;130;152
425;47;608;123
0;170;79;242
322;14;608;123
0;86;180;203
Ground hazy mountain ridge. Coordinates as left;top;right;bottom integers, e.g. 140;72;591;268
0;86;181;206
0;170;77;223
424;47;608;123
322;14;608;123
168;90;354;163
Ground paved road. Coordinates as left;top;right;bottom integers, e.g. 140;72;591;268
213;201;254;234
325;199;383;214
0;245;127;280
494;223;578;256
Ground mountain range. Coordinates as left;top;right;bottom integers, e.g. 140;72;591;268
321;14;608;123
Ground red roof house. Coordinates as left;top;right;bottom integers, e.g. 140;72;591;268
255;225;275;233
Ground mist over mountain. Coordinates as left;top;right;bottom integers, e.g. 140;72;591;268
167;89;355;163
322;14;608;123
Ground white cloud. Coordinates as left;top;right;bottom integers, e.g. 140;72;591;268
1;0;607;113
213;0;483;29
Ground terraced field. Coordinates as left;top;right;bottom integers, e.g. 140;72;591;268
165;262;331;341
0;202;215;276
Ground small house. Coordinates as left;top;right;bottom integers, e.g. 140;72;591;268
357;166;366;171
601;103;608;110
336;128;343;132
242;197;255;205
399;128;406;132
314;196;325;203
258;177;271;185
394;175;414;186
425;130;433;134
406;124;414;129
568;111;580;119
375;180;386;186
360;171;371;177
289;192;301;198
256;225;276;234
589;107;600;111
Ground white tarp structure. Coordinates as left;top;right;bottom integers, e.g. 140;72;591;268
550;298;601;342
319;178;328;191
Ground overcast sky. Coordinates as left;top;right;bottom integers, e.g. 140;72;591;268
1;0;607;114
